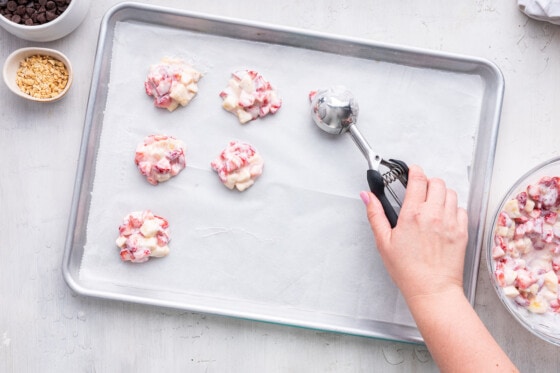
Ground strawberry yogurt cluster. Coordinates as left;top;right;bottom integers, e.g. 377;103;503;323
492;176;560;314
135;134;186;185
210;140;264;191
144;58;202;112
219;70;282;124
116;210;170;263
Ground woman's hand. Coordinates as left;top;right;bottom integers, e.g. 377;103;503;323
361;164;469;303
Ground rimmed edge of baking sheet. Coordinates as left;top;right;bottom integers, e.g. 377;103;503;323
63;1;504;344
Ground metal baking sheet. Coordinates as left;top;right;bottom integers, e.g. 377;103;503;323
63;2;504;343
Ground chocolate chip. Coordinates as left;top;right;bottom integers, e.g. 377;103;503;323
45;9;54;20
10;13;19;22
6;1;16;11
38;0;45;5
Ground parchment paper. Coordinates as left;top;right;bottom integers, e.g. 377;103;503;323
80;21;482;328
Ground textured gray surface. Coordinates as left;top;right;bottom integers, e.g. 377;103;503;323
1;1;560;371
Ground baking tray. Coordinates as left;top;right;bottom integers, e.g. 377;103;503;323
63;2;504;343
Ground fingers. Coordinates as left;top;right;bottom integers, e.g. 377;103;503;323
456;206;469;238
362;165;467;242
401;165;428;211
443;188;458;215
401;166;464;224
426;178;447;207
361;191;391;248
435;184;468;241
406;164;447;208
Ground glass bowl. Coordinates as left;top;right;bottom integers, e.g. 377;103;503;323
487;156;560;346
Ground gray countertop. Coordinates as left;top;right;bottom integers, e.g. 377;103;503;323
1;1;559;371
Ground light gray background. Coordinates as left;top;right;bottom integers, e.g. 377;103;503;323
1;1;559;371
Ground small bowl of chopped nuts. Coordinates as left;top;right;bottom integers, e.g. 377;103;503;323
0;0;90;42
3;47;72;102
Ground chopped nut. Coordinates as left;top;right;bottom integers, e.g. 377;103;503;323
15;54;69;99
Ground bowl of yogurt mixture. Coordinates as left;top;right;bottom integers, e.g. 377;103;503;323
488;157;560;345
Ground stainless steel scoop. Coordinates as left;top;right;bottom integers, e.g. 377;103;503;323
310;86;408;227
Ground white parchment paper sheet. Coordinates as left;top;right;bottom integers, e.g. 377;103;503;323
80;21;482;328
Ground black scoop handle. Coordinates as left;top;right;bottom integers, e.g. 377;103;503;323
367;169;398;228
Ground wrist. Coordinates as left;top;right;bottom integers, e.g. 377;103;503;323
403;282;467;313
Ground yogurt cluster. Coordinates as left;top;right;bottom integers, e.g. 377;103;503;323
210;140;264;191
116;210;171;263
135;134;186;185
492;176;560;314
219;70;282;124
144;58;202;112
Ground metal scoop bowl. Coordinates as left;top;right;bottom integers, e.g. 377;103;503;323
309;86;408;227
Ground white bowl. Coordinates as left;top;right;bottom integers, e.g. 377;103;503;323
0;0;91;42
487;156;560;346
3;47;73;102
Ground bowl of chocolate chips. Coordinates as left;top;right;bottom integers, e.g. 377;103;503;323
0;0;90;42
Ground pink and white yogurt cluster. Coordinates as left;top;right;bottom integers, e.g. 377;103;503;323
492;176;560;314
210;140;264;191
219;70;282;124
135;134;187;185
116;210;170;263
144;58;202;112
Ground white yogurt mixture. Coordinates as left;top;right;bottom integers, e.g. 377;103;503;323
116;210;170;263
492;176;560;314
219;70;282;123
210;140;264;191
144;58;202;112
135;134;186;185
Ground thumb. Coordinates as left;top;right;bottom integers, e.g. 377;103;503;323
360;191;392;248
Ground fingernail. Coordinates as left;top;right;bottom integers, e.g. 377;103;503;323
359;191;370;206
